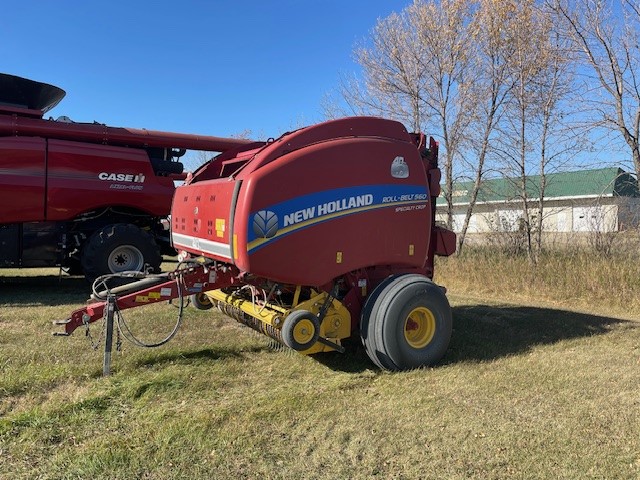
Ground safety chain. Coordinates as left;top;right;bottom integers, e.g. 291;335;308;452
116;320;122;352
84;305;123;353
85;315;106;350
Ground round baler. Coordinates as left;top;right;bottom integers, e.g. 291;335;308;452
58;117;457;371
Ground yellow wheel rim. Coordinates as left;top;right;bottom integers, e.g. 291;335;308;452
404;307;436;349
293;318;316;345
196;293;211;305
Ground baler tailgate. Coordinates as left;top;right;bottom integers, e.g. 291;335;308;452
171;180;240;262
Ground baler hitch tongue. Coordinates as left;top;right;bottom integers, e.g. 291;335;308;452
52;261;236;337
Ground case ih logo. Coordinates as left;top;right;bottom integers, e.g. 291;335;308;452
98;172;146;183
252;210;279;239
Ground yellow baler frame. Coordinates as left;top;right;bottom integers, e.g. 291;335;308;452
205;287;351;354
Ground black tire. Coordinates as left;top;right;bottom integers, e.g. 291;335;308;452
359;274;405;370
281;310;320;351
360;274;452;371
191;292;213;310
81;223;162;282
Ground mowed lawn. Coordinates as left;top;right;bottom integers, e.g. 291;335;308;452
0;268;638;479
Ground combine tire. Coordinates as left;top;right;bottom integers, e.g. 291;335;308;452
191;292;213;310
81;223;162;282
281;310;320;351
360;274;452;371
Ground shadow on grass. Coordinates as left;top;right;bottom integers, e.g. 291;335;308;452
316;304;632;372
94;304;633;375
311;339;379;373
133;345;273;368
0;274;89;305
0;265;176;306
443;304;631;364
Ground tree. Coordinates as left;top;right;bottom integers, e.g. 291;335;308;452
550;0;640;182
530;25;578;253
336;0;580;256
338;0;475;229
482;1;577;262
493;0;547;261
408;0;476;228
337;8;428;131
455;0;517;252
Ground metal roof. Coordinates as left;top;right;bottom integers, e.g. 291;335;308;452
437;167;639;205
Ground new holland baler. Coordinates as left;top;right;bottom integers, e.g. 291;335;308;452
58;116;457;370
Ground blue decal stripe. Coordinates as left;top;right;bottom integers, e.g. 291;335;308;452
248;184;429;243
247;198;427;253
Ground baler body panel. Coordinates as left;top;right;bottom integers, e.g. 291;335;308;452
237;116;413;177
0;137;46;223
235;137;430;286
172;118;433;286
46;140;175;220
171;179;239;262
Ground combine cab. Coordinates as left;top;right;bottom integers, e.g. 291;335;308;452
58;116;457;371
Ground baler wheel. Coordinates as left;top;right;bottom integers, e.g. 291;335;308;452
360;274;452;371
281;310;320;351
81;223;162;283
190;292;213;310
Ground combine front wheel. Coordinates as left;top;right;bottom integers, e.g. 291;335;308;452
81;223;162;282
360;274;452;371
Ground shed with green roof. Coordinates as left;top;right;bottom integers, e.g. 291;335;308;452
436;168;639;233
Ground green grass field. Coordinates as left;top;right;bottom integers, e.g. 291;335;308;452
1;262;638;479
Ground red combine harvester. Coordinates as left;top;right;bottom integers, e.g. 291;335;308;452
0;73;253;281
57;115;457;370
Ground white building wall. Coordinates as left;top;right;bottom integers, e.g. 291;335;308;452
555;208;572;232
439;198;630;233
496;209;524;232
572;204;618;232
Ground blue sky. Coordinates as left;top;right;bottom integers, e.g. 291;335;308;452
2;1;408;140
